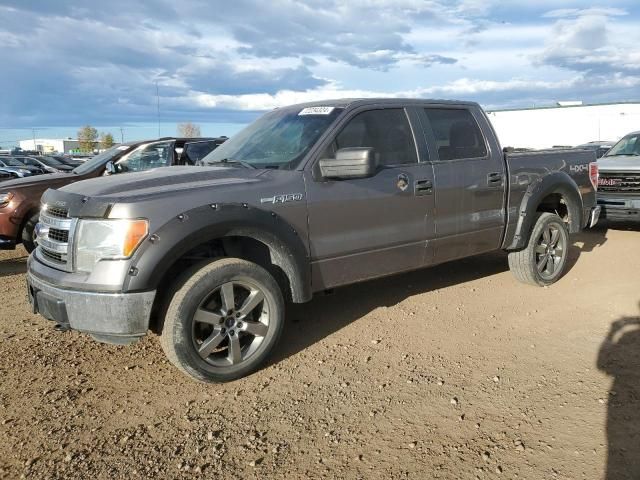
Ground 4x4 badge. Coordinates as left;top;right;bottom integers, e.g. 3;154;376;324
260;193;304;204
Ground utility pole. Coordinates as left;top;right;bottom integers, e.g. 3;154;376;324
119;127;124;143
156;80;161;137
31;128;37;151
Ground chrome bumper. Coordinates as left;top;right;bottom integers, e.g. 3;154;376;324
588;205;601;228
27;271;155;345
598;195;640;221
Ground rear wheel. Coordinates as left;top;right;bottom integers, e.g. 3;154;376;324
21;212;40;253
508;212;569;286
160;258;285;383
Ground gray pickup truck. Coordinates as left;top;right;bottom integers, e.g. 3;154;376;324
27;99;601;382
596;130;640;220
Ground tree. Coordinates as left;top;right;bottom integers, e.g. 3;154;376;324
99;132;115;149
77;125;98;152
177;122;201;138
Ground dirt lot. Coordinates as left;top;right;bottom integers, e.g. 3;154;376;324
1;221;639;479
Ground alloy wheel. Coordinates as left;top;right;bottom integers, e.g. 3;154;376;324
191;280;270;367
534;223;565;280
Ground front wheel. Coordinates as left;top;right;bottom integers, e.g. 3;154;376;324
508;212;569;286
160;258;285;383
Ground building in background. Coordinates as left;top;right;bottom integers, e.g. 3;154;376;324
487;102;640;150
18;138;81;154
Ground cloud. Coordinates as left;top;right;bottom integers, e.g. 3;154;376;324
177;73;640;113
0;0;638;129
538;7;640;75
542;7;628;18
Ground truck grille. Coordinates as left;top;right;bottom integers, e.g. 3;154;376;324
35;208;76;272
48;227;69;243
45;206;69;219
40;248;64;263
598;172;640;194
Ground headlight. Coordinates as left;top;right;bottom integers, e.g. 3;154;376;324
0;192;13;208
75;219;148;272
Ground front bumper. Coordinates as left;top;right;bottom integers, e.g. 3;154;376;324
27;271;156;345
0;235;16;249
598;195;640;221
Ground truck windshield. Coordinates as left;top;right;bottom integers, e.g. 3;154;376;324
606;134;640;156
202;106;343;169
72;145;130;174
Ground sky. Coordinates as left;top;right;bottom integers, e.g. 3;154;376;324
0;0;639;145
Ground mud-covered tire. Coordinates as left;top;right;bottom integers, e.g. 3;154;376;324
21;213;39;253
160;258;285;383
508;212;569;287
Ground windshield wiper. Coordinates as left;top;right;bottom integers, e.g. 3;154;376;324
606;153;640;157
208;158;256;169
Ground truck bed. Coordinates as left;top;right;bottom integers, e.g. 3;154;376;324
502;148;597;249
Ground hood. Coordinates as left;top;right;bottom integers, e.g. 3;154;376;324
61;166;265;201
598;155;640;173
0;172;76;190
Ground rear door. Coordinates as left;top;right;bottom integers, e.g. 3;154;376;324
304;106;435;289
418;106;506;263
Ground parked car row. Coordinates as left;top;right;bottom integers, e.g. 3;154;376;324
0;136;225;251
0;156;47;177
0;150;94;177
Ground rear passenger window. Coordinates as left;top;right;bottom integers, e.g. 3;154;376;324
325;108;418;166
424;108;487;161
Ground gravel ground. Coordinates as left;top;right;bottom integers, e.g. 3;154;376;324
1;221;639;479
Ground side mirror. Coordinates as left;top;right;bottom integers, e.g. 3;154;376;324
105;161;117;175
319;147;378;179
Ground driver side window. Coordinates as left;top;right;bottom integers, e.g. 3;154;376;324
116;141;173;172
322;108;418;166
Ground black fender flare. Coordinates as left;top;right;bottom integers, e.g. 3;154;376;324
123;203;311;303
507;172;583;250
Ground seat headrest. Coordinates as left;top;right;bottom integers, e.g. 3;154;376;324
450;121;478;148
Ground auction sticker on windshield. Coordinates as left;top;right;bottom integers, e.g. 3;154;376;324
299;106;335;115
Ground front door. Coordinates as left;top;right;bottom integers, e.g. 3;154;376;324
305;107;435;290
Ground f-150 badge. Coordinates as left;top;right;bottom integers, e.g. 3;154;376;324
260;193;304;204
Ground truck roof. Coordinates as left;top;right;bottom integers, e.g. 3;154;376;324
277;98;481;110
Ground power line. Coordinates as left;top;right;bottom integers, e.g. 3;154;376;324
155;80;160;137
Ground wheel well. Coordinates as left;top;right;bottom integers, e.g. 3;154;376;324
536;193;569;223
149;235;293;334
17;208;40;243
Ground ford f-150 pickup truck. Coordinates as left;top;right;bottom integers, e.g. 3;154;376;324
27;99;601;383
0;137;225;252
596;130;640;220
